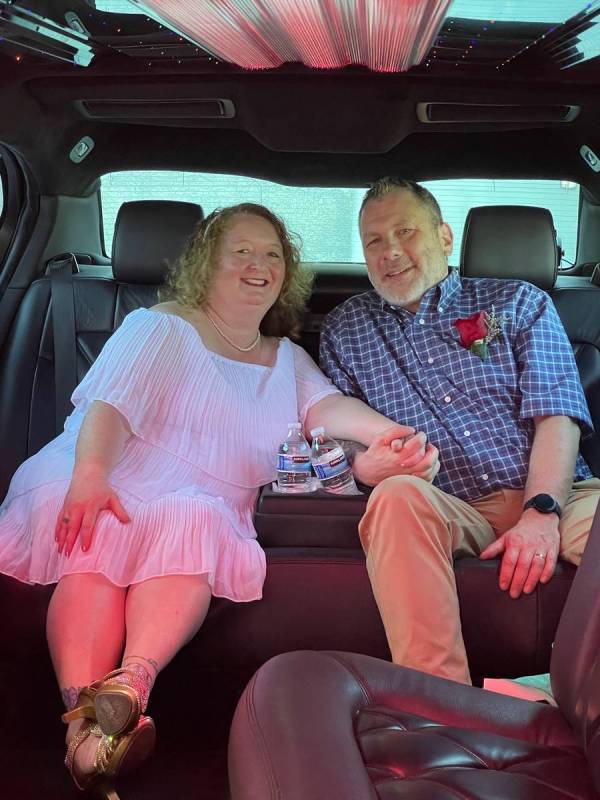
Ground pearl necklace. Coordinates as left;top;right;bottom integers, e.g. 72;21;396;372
203;308;261;352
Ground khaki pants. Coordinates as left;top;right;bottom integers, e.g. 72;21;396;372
358;475;600;685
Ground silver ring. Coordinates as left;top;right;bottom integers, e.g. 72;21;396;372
534;552;546;560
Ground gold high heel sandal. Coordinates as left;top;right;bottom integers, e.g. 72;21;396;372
65;716;156;799
62;685;98;725
93;666;151;738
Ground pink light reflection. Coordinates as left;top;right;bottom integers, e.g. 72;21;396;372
132;0;452;72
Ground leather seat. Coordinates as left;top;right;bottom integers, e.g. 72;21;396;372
552;285;600;476
461;204;559;288
0;200;597;703
228;503;600;800
0;199;203;502
455;204;599;676
252;203;596;681
461;204;600;474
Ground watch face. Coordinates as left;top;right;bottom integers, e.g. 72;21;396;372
535;493;555;511
524;493;562;518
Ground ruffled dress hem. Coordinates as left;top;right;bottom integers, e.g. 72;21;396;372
0;565;263;602
0;481;266;602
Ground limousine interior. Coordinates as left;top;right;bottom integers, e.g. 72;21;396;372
1;1;600;798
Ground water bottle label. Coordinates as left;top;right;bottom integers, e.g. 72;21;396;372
277;454;311;472
312;447;349;480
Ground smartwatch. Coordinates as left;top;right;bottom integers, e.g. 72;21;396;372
523;493;562;519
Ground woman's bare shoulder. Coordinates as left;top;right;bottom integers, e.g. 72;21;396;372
149;300;185;317
148;302;202;333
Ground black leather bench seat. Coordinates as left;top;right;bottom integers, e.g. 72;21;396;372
0;200;598;704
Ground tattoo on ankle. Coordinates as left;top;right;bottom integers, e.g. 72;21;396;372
61;686;84;711
123;655;160;675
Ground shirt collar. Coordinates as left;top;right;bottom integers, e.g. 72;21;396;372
436;268;462;313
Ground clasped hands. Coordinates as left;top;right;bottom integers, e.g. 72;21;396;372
353;424;440;487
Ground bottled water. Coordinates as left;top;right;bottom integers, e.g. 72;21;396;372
276;422;312;493
310;426;360;495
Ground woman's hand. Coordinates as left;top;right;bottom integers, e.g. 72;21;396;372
353;426;440;486
55;471;130;557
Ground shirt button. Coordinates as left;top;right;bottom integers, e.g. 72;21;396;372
444;395;451;403
464;430;471;437
419;319;425;325
482;474;489;481
427;357;434;364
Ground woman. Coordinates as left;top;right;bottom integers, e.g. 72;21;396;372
0;203;438;796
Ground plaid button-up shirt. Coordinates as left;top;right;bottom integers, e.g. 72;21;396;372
320;269;593;502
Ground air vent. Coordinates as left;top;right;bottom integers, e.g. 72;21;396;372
76;98;235;121
417;103;580;123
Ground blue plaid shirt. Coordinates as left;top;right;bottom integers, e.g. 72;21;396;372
320;270;593;502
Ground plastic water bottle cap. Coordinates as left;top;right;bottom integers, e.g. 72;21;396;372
287;422;302;428
310;426;325;436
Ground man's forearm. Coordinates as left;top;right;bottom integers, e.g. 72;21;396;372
524;415;580;508
304;394;411;447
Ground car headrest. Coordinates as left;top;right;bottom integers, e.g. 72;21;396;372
112;200;204;284
460;205;558;291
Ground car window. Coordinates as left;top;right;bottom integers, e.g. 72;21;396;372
422;178;579;268
95;0;139;12
448;1;589;23
100;172;580;268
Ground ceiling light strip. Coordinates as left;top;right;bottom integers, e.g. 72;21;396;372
127;0;452;72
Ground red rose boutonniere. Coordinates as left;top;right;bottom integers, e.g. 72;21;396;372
454;306;504;361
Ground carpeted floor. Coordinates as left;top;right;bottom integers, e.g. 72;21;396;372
0;744;231;799
0;657;238;800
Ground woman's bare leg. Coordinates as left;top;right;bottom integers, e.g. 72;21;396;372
90;574;213;739
47;573;127;706
121;574;212;681
47;573;127;776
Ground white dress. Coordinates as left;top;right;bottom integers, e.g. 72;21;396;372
0;308;340;601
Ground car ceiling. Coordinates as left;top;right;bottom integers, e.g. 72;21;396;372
2;0;600;197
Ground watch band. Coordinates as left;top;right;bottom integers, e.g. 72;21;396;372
523;493;562;519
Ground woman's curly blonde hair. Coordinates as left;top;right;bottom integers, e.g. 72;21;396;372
161;203;313;339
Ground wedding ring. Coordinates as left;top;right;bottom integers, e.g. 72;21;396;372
534;552;546;560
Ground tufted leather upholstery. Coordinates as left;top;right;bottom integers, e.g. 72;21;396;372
230;652;595;799
228;504;600;800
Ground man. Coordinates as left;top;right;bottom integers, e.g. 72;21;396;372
320;177;600;685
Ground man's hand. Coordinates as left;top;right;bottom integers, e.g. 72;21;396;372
353;425;440;486
479;510;560;598
407;443;440;483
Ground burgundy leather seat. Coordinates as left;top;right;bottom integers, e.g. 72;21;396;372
228;503;600;800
